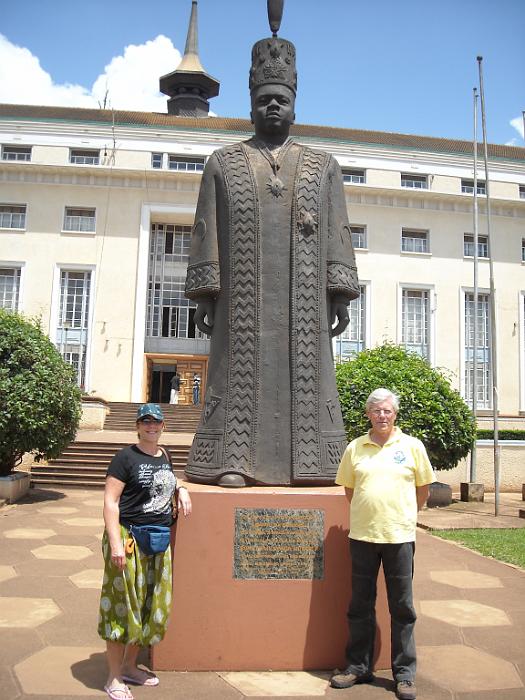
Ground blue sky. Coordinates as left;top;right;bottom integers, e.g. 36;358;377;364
1;0;524;146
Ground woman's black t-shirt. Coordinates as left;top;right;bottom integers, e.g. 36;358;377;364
107;445;177;526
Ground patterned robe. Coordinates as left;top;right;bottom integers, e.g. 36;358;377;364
184;138;359;485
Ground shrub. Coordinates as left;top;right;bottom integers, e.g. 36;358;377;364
0;309;82;476
477;429;525;441
336;344;476;471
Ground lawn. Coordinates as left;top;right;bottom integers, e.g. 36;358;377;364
433;528;525;569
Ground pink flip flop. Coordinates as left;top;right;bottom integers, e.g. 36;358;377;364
122;672;159;687
104;684;134;700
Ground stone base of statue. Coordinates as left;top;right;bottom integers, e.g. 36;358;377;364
152;484;390;671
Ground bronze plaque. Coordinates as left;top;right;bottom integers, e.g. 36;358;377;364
233;508;324;580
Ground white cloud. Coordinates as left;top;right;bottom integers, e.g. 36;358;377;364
0;34;182;111
510;115;524;140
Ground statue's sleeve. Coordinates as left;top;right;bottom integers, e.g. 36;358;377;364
184;153;221;300
326;156;360;302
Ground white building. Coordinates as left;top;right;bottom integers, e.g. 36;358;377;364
1;4;524;418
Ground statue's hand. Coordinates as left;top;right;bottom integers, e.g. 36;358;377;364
330;300;350;337
195;300;215;336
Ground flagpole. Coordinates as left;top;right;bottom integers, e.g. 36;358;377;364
477;56;500;516
470;87;479;483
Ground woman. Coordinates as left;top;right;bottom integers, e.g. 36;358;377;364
98;403;192;700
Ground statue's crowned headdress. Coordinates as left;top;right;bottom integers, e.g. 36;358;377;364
249;0;297;95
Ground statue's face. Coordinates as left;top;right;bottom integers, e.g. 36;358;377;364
250;84;295;137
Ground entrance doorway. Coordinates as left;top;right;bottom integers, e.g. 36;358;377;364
146;356;207;405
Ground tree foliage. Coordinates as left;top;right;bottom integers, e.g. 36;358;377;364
336;344;476;471
0;309;81;476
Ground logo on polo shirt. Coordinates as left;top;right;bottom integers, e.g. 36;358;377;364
393;450;407;464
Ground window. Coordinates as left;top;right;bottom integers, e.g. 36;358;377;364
464;234;489;258
350;225;367;249
0;267;21;310
401;289;430;360
333;285;367;362
520;185;525;200
56;270;92;388
63;207;96;233
168;155;205;172
401;173;428;189
342;168;365;184
401;229;429;254
0;204;26;229
146;223;203;339
461;179;486;195
464;292;491;409
70;149;99;165
152;153;163;169
2;145;32;161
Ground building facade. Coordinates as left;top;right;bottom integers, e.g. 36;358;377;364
1;103;524;415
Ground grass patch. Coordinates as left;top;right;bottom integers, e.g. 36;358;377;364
433;528;525;569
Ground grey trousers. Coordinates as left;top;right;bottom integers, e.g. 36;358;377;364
345;538;417;682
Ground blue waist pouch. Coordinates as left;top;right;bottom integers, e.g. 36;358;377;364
128;524;171;556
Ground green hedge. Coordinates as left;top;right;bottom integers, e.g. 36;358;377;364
477;429;525;441
0;309;82;475
336;344;476;471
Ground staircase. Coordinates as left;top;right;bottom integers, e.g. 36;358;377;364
104;402;202;432
30;441;191;488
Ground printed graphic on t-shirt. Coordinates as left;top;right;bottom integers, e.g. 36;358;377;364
136;463;176;515
393;450;407;464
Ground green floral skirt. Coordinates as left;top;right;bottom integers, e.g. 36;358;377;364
98;525;172;645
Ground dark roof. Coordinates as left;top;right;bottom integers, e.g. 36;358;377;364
0;103;524;162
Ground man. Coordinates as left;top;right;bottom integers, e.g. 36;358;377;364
331;388;435;700
169;372;181;405
192;373;201;406
184;5;359;487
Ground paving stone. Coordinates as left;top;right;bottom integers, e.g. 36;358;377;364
70;569;104;589
31;544;93;560
83;499;103;507
0;565;17;582
0;628;44;666
0;597;61;627
429;570;503;589
420;599;511;627
0;664;21;700
4;527;56;540
418;644;523;692
61;517;102;528
14;645;105;696
37;506;79;514
219;671;331;696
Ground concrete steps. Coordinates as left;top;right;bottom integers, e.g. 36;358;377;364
30;441;189;488
104;402;201;432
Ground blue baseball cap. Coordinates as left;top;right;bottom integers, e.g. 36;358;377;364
136;403;164;421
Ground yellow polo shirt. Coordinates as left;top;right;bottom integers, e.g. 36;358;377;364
336;427;435;544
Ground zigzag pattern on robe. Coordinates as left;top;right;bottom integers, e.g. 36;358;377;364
292;148;328;478
218;145;259;477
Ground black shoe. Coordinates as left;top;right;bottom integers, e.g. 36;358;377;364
396;679;416;700
330;669;374;689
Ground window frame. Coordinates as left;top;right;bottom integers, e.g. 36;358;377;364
461;287;493;410
401;228;430;254
461;178;486;195
63;207;96;233
400;173;428;189
69;148;100;165
0;203;27;230
464;233;489;259
0;264;23;311
342;168;366;185
349;224;367;250
398;285;434;363
1;145;32;162
332;283;370;363
167;154;206;173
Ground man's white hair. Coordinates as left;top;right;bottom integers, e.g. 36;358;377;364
365;388;400;412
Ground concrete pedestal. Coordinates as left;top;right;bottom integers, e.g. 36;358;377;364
153;485;390;671
460;482;485;502
0;472;30;504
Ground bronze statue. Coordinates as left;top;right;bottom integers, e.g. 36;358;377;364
184;0;359;486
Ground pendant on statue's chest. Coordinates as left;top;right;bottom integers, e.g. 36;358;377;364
266;174;286;198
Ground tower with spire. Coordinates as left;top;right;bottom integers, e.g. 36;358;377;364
159;0;220;117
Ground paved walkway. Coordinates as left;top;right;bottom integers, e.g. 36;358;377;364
1;488;524;700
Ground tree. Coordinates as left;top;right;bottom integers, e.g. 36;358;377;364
0;309;82;476
336;344;476;471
